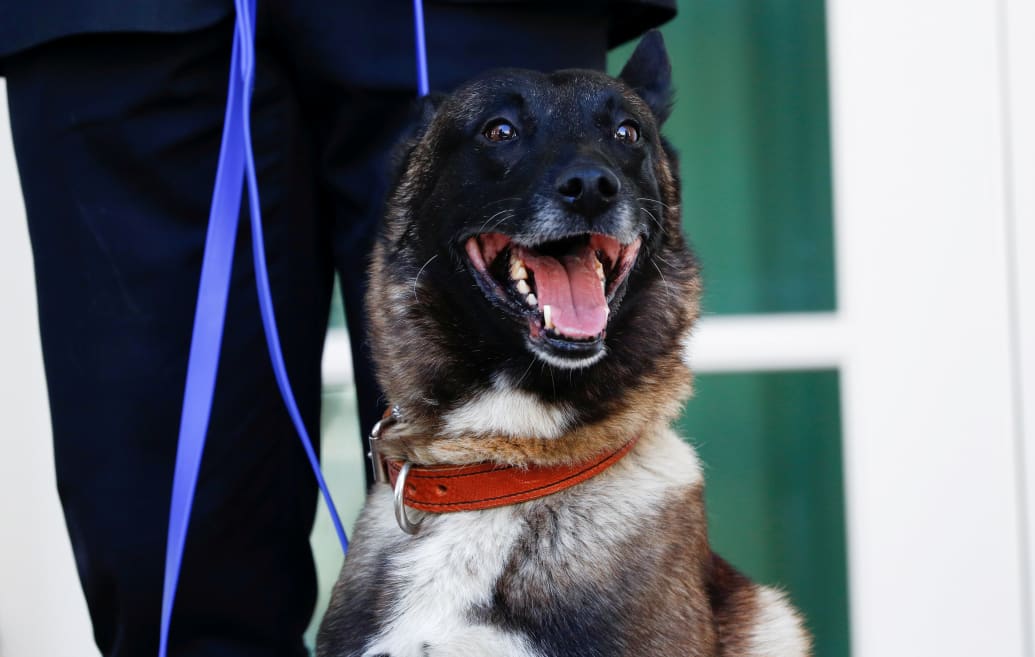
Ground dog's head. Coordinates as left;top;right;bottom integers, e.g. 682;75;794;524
369;32;701;464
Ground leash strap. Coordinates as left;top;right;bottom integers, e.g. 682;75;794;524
159;1;340;654
413;0;430;97
157;14;247;657
159;1;430;654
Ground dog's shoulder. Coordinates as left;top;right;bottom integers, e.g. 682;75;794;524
707;552;813;657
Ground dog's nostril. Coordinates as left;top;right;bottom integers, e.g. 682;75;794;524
557;177;584;199
597;172;620;199
556;165;621;215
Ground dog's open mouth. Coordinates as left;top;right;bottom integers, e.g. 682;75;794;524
464;232;641;358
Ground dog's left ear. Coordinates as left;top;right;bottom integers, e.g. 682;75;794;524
619;30;673;124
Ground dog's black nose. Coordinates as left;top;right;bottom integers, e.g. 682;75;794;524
556;165;621;217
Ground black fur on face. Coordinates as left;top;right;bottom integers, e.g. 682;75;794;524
368;31;701;432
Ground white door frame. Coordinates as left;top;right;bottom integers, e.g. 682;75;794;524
1005;0;1035;644
827;1;1030;655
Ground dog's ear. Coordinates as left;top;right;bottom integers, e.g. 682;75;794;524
388;92;447;174
618;30;673;124
415;92;447;134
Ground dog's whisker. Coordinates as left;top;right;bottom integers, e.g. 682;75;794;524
412;254;439;301
637;196;674;211
639;207;666;234
650;256;675;296
514;357;537;387
476;204;539;235
477;208;517;234
483;212;517;234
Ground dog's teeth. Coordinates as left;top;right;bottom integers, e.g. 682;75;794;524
510;258;528;281
526;293;538;308
516;280;531;295
543;304;553;329
594;258;605;281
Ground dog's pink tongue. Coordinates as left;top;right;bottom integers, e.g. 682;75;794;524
521;245;607;339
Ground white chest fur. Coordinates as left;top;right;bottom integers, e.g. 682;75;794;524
355;430;702;657
358;489;542;657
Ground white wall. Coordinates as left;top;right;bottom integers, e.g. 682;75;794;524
0;81;100;657
828;1;1032;655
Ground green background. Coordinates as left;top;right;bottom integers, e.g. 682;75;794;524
609;0;836;315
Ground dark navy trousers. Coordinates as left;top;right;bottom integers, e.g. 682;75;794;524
3;4;606;656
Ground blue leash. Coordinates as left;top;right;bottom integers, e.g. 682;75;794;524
412;0;430;97
158;1;430;655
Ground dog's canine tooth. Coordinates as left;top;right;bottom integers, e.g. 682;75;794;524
594;257;605;281
516;280;531;295
526;293;538;308
543;304;553;329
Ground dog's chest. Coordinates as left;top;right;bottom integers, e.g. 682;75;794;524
343;432;704;657
357;492;540;657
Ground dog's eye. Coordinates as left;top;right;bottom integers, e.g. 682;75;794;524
614;121;640;144
483;119;518;143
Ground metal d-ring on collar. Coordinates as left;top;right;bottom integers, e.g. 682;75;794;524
368;407;424;534
393;462;423;535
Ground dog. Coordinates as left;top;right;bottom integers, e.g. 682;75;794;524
316;31;811;657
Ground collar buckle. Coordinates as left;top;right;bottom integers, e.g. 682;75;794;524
368;406;401;485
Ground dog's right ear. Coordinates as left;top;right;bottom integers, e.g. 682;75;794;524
388;92;447;178
619;30;673;124
414;92;447;137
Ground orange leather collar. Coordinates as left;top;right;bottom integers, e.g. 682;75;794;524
380;436;640;513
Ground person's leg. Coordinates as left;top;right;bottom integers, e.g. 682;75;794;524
274;2;610;485
5;20;331;657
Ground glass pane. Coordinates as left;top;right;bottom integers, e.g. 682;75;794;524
609;0;836;314
678;370;849;656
